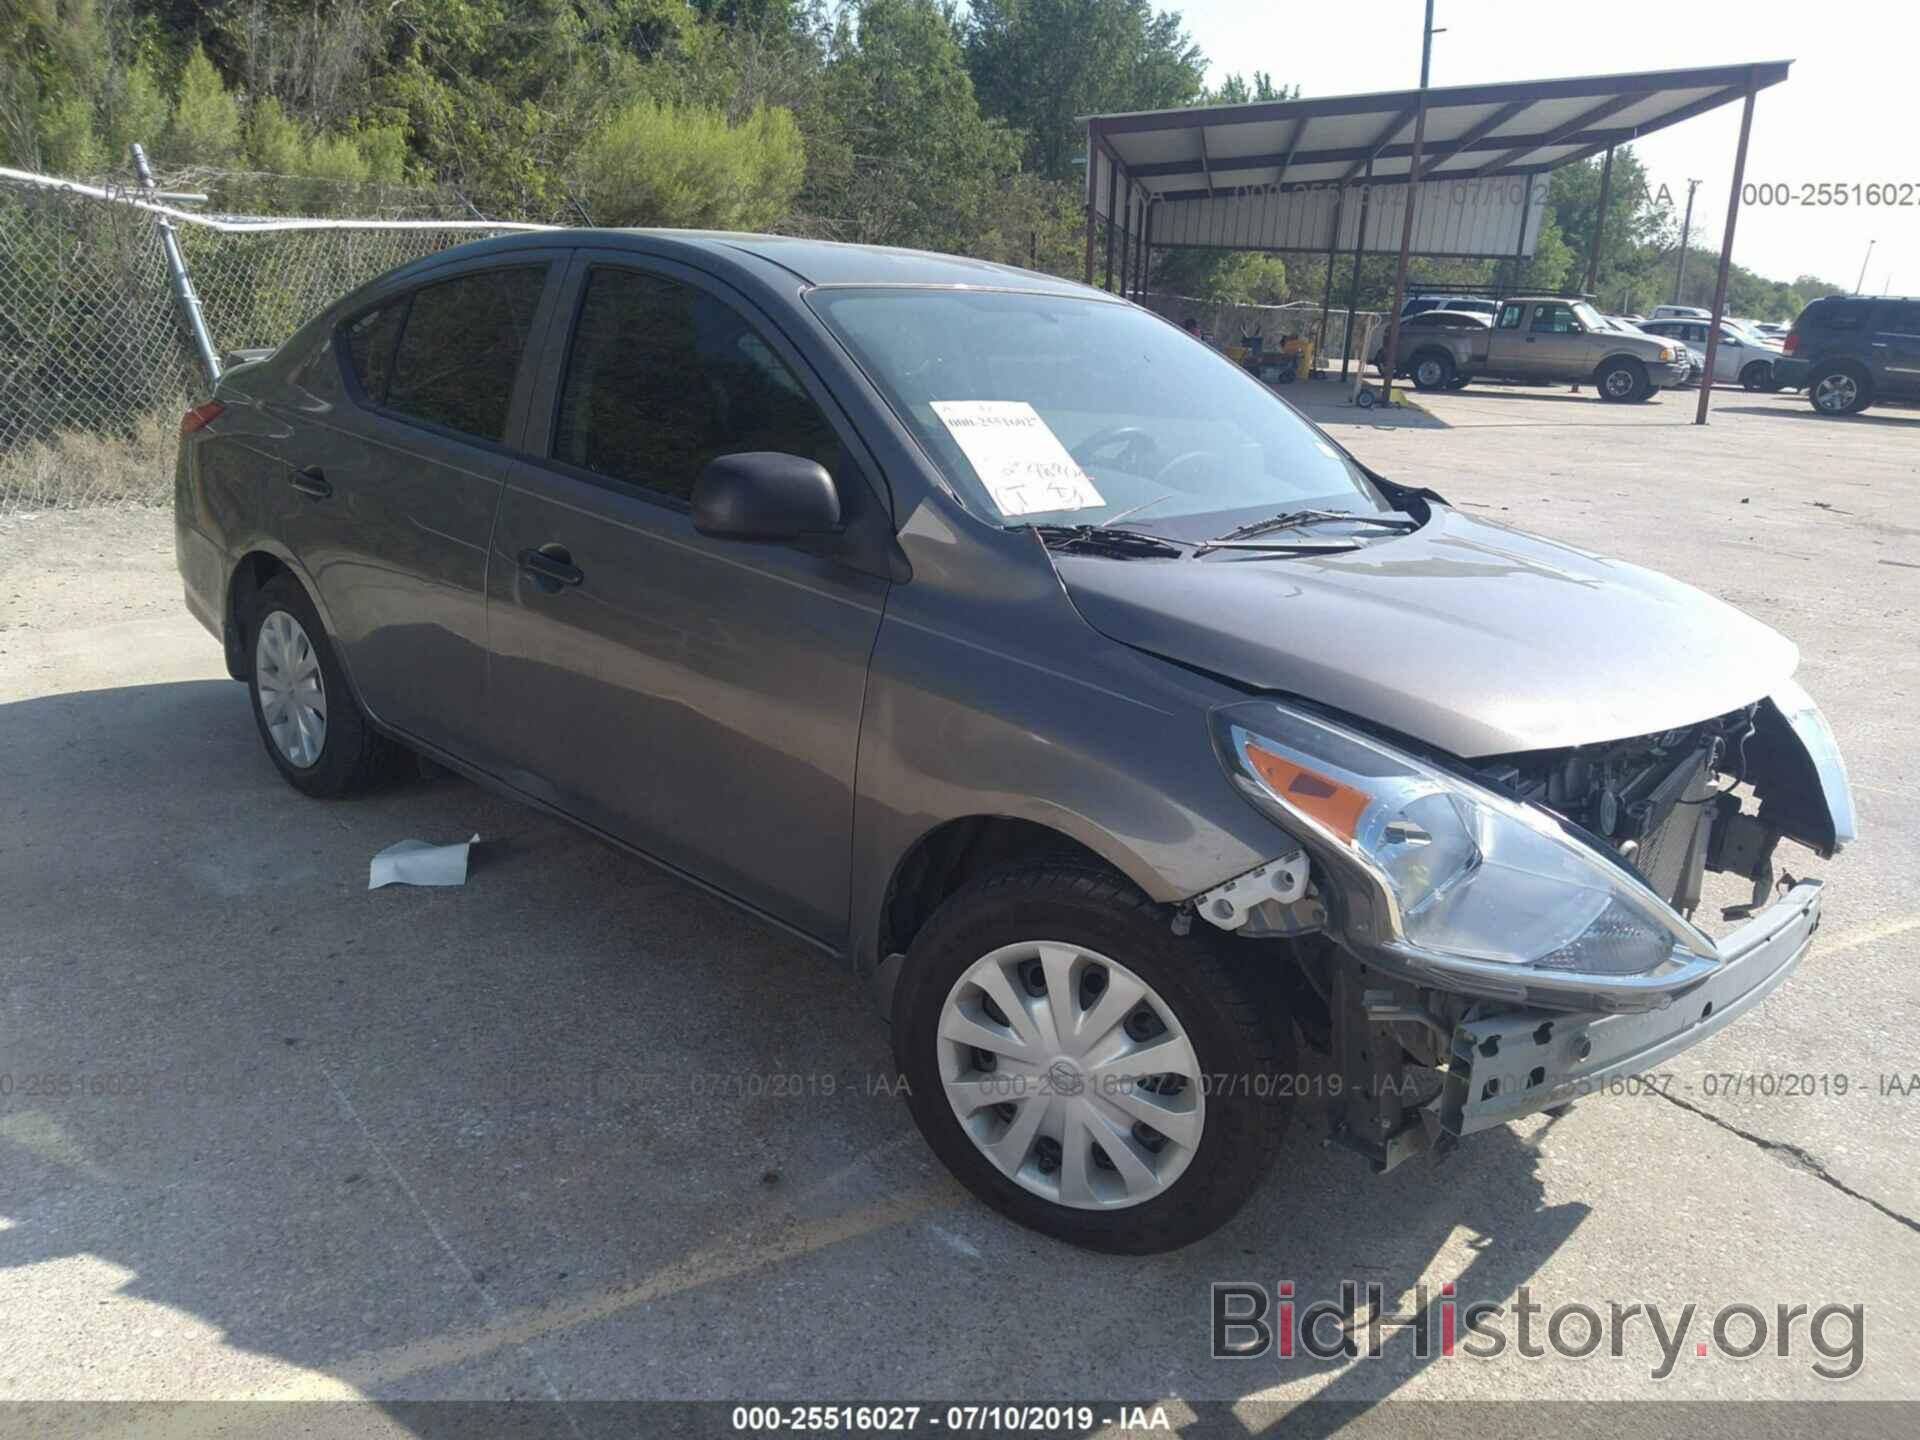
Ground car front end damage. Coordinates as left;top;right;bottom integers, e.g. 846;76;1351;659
1191;680;1855;1172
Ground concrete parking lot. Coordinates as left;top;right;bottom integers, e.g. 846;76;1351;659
2;385;1918;1426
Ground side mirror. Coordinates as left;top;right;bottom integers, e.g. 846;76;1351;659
692;452;841;542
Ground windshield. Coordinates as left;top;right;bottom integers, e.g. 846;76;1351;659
808;288;1390;531
1572;301;1606;330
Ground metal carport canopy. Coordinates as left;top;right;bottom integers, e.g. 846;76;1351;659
1084;60;1791;258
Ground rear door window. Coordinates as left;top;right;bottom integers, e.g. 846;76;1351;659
380;267;548;443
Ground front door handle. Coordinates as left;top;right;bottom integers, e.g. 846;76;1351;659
290;466;332;499
518;544;584;592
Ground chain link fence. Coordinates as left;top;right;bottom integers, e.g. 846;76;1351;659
1;163;545;514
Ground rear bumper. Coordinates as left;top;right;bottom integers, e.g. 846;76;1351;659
1439;879;1822;1138
1773;357;1811;388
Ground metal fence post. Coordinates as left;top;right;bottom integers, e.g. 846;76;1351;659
130;143;222;386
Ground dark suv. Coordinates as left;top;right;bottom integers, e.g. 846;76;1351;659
1775;294;1920;415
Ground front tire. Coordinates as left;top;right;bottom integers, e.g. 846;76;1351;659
243;573;400;797
1597;358;1647;402
893;866;1293;1253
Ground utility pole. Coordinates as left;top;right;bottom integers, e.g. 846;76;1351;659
1421;2;1445;86
1377;0;1436;407
1671;178;1699;305
1856;239;1876;294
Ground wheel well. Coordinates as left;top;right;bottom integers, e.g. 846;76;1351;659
1593;353;1645;379
224;551;292;679
878;817;1117;961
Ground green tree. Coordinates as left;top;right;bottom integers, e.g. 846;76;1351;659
164;43;241;166
807;0;1019;250
247;97;307;174
1199;71;1292;105
573;99;804;228
965;0;1205;181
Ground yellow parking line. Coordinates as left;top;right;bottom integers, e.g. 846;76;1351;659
1818;913;1920;957
278;1180;953;1401
89;1179;952;1438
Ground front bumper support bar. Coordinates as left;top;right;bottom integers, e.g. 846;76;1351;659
1439;879;1823;1139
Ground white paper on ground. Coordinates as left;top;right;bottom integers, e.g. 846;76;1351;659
368;834;480;890
928;400;1105;517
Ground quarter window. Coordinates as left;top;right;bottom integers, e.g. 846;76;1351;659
1497;303;1525;330
1879;303;1920;335
380;267;547;443
553;267;843;501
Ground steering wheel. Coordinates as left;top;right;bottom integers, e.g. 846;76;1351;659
1070;425;1160;474
1151;450;1222;489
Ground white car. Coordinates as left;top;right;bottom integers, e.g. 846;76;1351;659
1639;318;1782;390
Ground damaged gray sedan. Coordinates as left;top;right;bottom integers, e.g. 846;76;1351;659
174;233;1855;1254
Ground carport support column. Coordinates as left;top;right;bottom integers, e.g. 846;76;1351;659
1136;200;1154;301
1317;188;1345;360
1582;145;1615;296
1377;88;1430;406
1696;74;1759;425
1340;166;1373;380
1116;191;1132;300
1103;159;1120;291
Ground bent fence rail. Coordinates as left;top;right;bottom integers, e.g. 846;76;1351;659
0;164;546;513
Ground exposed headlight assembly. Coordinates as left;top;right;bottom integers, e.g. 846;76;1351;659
1211;701;1720;1010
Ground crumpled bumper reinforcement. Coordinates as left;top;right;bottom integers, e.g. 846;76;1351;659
1440;879;1823;1139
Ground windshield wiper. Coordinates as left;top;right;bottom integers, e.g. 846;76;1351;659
1028;523;1186;559
1196;507;1417;556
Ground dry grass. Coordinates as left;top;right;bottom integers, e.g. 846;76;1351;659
0;408;179;514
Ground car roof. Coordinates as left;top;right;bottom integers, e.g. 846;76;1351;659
378;228;1105;297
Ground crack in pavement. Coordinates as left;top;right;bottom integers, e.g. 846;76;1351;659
1659;1090;1920;1237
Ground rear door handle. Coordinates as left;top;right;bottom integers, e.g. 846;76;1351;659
290;466;331;499
518;545;583;591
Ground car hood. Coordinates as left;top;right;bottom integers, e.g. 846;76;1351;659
1054;507;1798;758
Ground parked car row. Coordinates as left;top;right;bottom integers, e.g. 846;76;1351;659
1376;297;1810;400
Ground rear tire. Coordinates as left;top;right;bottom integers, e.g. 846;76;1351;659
1410;351;1454;391
892;865;1293;1253
1739;359;1774;391
1597;358;1647;402
1809;364;1872;415
243;573;401;797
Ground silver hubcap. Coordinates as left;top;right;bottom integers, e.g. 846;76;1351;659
938;942;1205;1210
1814;374;1856;411
255;609;327;768
1605;369;1633;396
1416;360;1442;386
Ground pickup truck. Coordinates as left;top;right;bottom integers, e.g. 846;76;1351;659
1386;296;1689;401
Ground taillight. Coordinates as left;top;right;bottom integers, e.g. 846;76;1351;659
1782;330;1799;356
180;400;225;437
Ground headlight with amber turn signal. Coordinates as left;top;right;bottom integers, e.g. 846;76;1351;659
1210;701;1721;1009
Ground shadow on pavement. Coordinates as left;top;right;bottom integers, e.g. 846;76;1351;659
0;679;1586;1426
